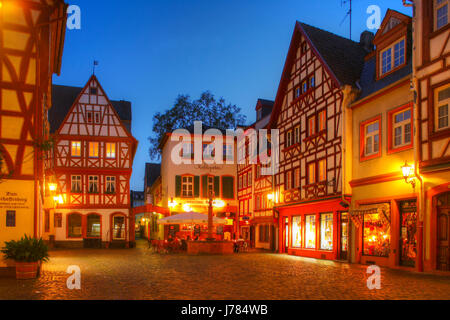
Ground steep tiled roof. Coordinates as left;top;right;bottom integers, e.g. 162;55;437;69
299;23;367;87
50;84;132;134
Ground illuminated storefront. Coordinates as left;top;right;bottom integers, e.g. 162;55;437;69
362;209;390;257
279;198;349;260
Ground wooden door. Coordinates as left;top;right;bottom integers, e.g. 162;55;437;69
437;192;450;271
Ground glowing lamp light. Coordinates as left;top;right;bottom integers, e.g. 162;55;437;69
168;198;177;208
182;203;193;212
212;199;225;208
48;183;57;192
54;194;64;204
267;193;274;201
401;161;416;188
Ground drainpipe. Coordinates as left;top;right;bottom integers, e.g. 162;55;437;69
341;85;355;263
404;0;424;273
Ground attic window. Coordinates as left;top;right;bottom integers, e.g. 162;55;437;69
90;87;98;95
435;0;449;30
379;38;405;77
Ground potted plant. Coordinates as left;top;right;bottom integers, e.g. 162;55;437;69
1;235;49;279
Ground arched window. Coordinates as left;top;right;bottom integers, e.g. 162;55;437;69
68;214;82;238
87;214;101;238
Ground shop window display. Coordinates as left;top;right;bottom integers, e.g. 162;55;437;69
363;210;390;257
305;215;316;249
399;200;417;267
320;213;333;250
292;216;302;248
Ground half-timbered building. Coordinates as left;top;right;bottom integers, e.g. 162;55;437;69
0;0;67;270
46;75;138;248
413;0;450;272
270;21;367;260
237;99;277;250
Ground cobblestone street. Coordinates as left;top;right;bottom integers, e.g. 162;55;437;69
1;241;450;300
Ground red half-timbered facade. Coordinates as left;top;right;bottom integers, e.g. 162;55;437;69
270;22;366;260
46;75;137;248
237;99;277;250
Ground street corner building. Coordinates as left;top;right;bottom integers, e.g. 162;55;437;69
138;126;238;243
44;75;138;249
0;0;67;270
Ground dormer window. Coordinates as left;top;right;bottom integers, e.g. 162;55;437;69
435;0;449;30
380;38;405;76
257;108;262;121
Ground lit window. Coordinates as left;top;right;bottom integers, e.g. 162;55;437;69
308;115;316;137
71;175;82;193
88;176;99;193
285;170;292;190
68;214;82;238
106;176;116;194
305;215;316;249
243;172;248;188
320;213;333;250
363;211;390;257
364;120;380;157
435;0;449;30
89;142;99;158
308;162;316;184
436;85;450;130
392;108;412;148
292;216;302;248
318;110;326;132
86;214;101;238
112;216;126;240
71;141;81;157
106;143;116;158
182;176;193;197
380;39;405;76
318;159;326;182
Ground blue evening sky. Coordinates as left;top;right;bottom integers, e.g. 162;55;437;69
53;0;412;191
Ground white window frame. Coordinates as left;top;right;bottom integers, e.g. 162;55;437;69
88;175;99;193
436;84;450;130
71;175;82;193
364;121;380;156
380;38;405;76
106;176;116;194
182;176;193;198
392;108;412;147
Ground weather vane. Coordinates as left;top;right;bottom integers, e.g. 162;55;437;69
340;0;353;40
93;60;99;75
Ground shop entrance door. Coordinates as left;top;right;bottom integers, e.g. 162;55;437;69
283;217;289;253
437;192;450;271
399;200;417;267
339;212;348;260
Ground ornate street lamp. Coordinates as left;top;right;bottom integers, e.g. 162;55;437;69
401;161;416;189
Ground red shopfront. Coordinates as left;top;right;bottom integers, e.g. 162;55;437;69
278;198;349;260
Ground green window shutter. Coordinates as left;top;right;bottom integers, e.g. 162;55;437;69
175;176;181;197
214;176;220;198
194;176;200;197
202;175;208;198
221;176;234;199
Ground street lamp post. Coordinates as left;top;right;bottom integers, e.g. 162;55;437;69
207;191;214;241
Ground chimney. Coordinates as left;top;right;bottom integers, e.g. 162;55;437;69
359;31;375;53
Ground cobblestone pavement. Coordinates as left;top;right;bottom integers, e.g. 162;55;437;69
1;240;450;300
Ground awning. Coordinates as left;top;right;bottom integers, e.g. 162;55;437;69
156;212;227;225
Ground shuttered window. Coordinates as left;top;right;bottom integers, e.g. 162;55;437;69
221;176;234;199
